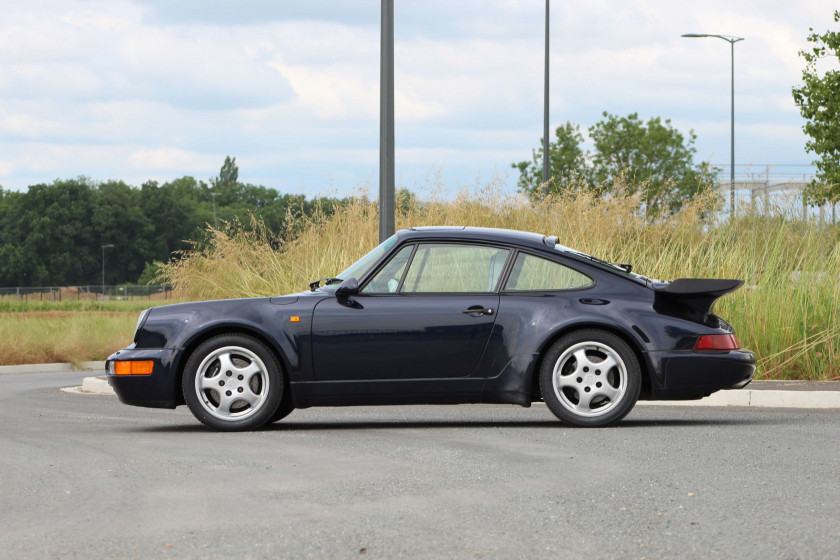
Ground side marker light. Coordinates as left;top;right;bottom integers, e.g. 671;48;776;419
114;361;154;375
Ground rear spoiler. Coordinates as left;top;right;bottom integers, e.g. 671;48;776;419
653;278;743;324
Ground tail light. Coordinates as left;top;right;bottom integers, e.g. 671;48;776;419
694;334;740;352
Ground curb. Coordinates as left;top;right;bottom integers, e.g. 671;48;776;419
60;376;115;396
0;361;105;375
636;389;840;409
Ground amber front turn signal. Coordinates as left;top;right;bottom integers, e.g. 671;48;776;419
114;361;155;375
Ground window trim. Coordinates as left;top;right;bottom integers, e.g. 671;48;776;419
360;243;417;295
359;240;515;296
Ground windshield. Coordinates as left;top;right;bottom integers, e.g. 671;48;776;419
321;233;399;289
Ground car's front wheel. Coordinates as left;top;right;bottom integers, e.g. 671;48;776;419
269;395;294;423
540;329;641;427
183;334;284;431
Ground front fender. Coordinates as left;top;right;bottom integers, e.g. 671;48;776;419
135;298;317;380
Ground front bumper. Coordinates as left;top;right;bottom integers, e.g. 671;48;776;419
106;346;181;409
644;348;756;400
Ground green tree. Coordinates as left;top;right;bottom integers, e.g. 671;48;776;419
139;177;202;259
0;188;26;285
512;122;588;195
210;156;242;206
14;179;99;286
589;112;715;215
513;113;715;215
91;180;156;284
0;161;354;287
217;155;239;189
792;10;840;205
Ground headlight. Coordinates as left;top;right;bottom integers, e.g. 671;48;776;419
134;308;152;341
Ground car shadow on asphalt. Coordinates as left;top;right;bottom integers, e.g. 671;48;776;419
125;415;784;433
268;417;783;431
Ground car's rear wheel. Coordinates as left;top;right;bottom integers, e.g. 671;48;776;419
539;329;641;427
183;334;283;431
269;395;295;423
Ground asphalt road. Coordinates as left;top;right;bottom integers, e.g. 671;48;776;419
2;372;839;560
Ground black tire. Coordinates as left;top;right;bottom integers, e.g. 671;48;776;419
539;329;641;427
182;334;284;431
269;394;295;423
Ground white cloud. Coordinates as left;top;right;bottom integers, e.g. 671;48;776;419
128;147;219;171
0;0;830;194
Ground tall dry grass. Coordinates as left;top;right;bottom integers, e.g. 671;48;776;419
0;312;136;366
160;178;840;380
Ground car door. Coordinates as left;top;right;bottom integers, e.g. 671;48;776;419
311;242;511;381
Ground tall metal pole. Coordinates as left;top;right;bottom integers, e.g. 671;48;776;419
542;0;550;196
681;33;743;217
729;40;735;217
379;0;395;242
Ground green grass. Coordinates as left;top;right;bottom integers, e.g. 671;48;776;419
0;300;176;313
160;180;840;381
0;312;137;366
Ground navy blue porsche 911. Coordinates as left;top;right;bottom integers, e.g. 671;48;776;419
107;227;754;431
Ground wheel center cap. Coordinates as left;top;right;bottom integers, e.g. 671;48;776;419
584;373;596;386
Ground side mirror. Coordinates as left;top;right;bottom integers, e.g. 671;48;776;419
335;277;360;298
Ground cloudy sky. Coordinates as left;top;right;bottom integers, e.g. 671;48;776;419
0;0;836;197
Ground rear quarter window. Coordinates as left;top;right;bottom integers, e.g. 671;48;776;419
505;253;593;291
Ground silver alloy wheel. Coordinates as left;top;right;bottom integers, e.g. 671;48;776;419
552;341;628;418
194;345;270;421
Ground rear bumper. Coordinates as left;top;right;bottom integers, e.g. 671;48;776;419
644;348;756;400
106;347;181;409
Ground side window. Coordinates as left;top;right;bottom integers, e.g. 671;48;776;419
401;244;510;293
362;244;415;294
505;253;592;291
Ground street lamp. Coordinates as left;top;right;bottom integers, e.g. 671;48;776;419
379;0;395;242
101;244;114;298
542;0;550;196
682;33;744;217
211;192;221;229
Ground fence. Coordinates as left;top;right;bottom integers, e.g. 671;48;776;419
713;164;837;223
0;285;174;302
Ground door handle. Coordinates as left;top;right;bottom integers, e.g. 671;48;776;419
462;306;494;316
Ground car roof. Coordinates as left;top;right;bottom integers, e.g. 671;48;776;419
399;226;551;251
397;226;651;287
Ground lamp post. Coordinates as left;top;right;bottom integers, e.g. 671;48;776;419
101;244;114;298
211;192;221;229
542;0;550;196
379;0;395;242
682;33;744;217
